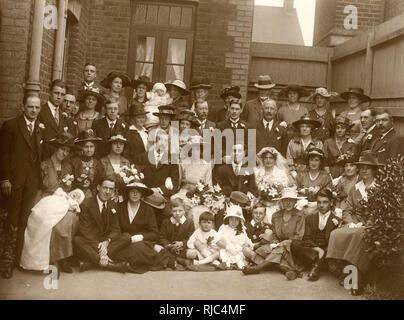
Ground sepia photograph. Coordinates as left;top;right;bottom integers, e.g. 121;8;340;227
0;0;403;307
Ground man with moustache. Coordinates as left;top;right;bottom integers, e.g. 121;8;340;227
356;108;378;155
255;99;287;156
0;95;43;278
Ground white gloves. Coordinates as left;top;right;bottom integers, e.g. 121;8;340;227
131;234;144;243
165;177;173;191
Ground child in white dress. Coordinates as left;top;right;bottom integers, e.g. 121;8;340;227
216;205;253;270
144;82;172;128
187;211;220;266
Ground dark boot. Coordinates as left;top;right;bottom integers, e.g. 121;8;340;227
58;259;73;273
0;224;18;279
103;261;130;273
308;258;321;281
79;260;94;273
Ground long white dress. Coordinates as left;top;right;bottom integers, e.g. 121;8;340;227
20;188;82;271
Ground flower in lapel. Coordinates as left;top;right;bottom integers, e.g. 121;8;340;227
239;123;246;128
73;120;78;126
64;126;69;132
275;127;280;133
39;123;45;129
121;123;126;128
332;218;339;226
366;134;373;140
334;208;343;218
111;208;117;215
40;140;43;144
129;124;136;130
279;121;287;128
347;138;355;144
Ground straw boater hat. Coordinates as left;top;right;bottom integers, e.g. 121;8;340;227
100;71;131;89
274;187;305;201
153;104;177;118
220;85;241;100
129;101;149;117
190;78;212;91
165;79;190;96
308;87;338;101
74;129;103;144
223;205;245;222
132;75;154;91
340;87;371;102
353;152;382;167
292;115;321;129
280;84;309;98
46;132;81;151
142;190;167;209
254;75;276;90
125;179;154;198
177;109;199;126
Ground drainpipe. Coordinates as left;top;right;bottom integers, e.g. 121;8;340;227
52;0;68;80
25;0;46;96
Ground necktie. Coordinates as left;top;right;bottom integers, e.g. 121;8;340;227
266;123;270;134
101;203;108;225
27;123;33;136
54;108;59;125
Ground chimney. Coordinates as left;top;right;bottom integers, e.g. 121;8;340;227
283;0;294;13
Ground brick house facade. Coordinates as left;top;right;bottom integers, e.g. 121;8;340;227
0;0;254;124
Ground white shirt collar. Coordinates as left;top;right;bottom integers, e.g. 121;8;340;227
380;127;394;140
170;216;186;226
84;81;95;87
355;179;376;199
230;118;240;124
96;195;106;213
47;101;58;116
318;210;331;231
106;118;117;126
366;124;376;134
263;118;274;129
23;115;35;127
250;220;262;227
128;201;140;223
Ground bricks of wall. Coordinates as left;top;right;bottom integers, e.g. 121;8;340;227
384;0;404;21
86;0;131;87
193;0;253;106
0;0;31;122
66;0;90;94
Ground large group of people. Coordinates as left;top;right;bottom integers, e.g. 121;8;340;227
0;64;403;298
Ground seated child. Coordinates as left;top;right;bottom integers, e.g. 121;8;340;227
157;197;195;269
144;82;172;128
245;202;272;245
187;211;220;267
216;205;253;270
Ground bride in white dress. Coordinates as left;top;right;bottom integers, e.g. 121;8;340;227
254;147;296;223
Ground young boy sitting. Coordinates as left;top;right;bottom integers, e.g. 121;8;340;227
187;211;221;268
245;202;272;245
157;197;195;270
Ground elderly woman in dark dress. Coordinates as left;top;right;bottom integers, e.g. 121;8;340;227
114;179;174;273
132;75;153;105
326;152;381;296
243;188;306;280
71;129;105;199
323;115;358;178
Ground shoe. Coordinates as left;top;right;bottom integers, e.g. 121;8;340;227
79;261;94;273
242;266;260;275
175;264;186;271
186;264;200;272
150;265;165;271
285;270;298;280
176;257;188;267
104;261;129;273
58;260;73;273
308;263;320;281
216;262;229;271
350;287;364;296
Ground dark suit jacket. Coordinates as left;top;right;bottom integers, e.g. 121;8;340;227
358;126;379;155
158;217;195;247
92;117;128;158
77;197;123;244
118;201;159;242
0;115;42;188
216;162;257;197
216;119;250;157
255;120;288;156
246;220;271;244
125;127;147;165
241;98;264;128
139;151;180;197
371;128;404;163
302;212;341;249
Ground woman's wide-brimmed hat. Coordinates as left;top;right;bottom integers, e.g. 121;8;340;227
353;152;382;167
100;71;131;89
340;87;371;102
142;190;167;209
177;109;199;126
292;115;321;129
220;85;241;100
254;75;276;90
165;79;190;96
129;101;149;117
308;87;338;101
74;129;103;144
153;104;177;118
335;115;354;129
46;132;81;150
307;147;325;159
274;187;305;201
108;133;127;144
125;180;153;198
190;78;212;91
280;84;309;98
132;75;154;91
223;205;245;222
80;87;106;104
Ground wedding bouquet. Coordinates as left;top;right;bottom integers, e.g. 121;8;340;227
186;182;226;216
258;182;282;202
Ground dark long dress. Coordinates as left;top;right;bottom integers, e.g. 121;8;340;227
114;200;170;273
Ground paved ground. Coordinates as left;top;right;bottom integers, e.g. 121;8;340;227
0;268;363;300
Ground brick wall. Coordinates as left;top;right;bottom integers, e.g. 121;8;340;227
0;0;31;122
66;0;90;94
192;0;253;105
384;0;404;20
314;0;385;47
86;0;131;88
